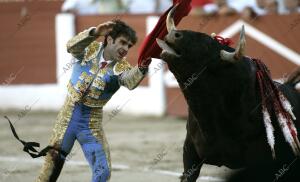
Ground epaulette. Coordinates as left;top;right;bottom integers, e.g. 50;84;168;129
82;41;101;65
113;58;132;75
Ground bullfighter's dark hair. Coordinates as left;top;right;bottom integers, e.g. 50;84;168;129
103;19;137;47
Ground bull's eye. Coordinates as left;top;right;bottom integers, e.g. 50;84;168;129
175;32;182;39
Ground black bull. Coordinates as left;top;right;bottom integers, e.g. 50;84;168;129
157;6;300;182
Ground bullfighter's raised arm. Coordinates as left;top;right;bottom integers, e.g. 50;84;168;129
66;21;115;61
66;27;98;60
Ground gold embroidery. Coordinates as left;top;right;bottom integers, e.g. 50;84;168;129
99;68;108;75
92;78;105;90
68;82;109;107
78;82;88;93
66;30;90;52
81;97;109;107
36;97;75;182
92;58;98;64
113;58;132;75
79;72;88;80
66;28;98;62
83;41;100;63
87;87;101;99
67;82;82;102
90;65;98;74
74;81;82;90
85;75;93;84
74;81;88;93
119;65;145;90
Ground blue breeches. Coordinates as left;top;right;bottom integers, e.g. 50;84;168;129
36;97;111;182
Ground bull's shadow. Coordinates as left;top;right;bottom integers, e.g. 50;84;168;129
157;5;300;182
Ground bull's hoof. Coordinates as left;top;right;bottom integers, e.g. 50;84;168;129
179;174;188;182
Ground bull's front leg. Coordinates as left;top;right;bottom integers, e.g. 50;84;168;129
180;132;204;182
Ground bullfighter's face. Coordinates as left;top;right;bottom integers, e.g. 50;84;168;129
104;35;133;62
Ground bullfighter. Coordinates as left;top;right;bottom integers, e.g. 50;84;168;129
36;20;147;182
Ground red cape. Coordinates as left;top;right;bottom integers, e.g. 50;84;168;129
138;0;192;66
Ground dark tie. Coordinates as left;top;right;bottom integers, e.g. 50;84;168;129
100;61;107;69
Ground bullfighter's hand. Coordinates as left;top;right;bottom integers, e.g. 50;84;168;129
138;57;151;74
92;21;115;37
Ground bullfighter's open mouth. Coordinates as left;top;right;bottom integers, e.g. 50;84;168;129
156;38;180;58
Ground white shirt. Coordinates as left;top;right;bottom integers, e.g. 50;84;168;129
99;48;113;68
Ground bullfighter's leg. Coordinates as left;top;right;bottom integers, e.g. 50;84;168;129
36;97;76;182
78;130;110;182
180;133;203;182
77;107;111;182
35;122;76;182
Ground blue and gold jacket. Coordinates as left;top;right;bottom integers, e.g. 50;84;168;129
66;27;145;107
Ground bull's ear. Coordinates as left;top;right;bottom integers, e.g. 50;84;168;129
220;25;246;62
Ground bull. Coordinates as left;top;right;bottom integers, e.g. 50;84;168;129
157;5;300;182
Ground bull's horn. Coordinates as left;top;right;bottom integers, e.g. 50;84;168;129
220;25;246;62
166;4;178;33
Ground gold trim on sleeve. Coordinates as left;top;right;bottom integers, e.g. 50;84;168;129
113;58;132;75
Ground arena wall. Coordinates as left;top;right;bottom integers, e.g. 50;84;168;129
0;1;300;117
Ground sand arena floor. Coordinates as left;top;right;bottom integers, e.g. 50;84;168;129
0;110;231;182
